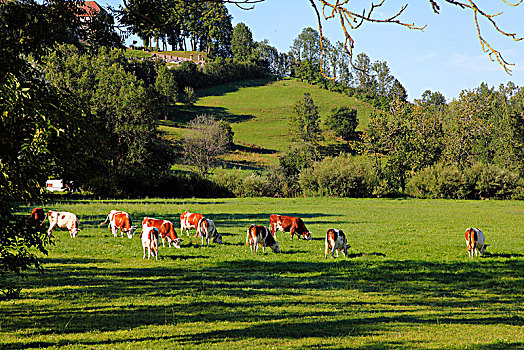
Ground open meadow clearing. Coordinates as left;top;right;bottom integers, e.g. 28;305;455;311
2;198;524;349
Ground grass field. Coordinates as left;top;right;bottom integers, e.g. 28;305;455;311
2;198;524;349
161;78;380;168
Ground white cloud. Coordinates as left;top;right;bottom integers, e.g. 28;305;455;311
448;51;518;73
415;52;439;62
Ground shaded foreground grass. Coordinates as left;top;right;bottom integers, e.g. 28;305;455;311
2;198;524;349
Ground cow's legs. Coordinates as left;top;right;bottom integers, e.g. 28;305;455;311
47;223;57;237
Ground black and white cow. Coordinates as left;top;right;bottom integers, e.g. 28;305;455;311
196;218;222;246
246;224;280;254
465;227;489;258
142;226;159;260
325;228;349;259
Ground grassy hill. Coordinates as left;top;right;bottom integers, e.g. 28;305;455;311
161;78;380;169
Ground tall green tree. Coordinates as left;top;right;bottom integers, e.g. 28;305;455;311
443;83;523;170
0;0;93;293
231;22;255;61
200;2;232;57
290;93;322;143
366;98;443;192
352;52;374;91
325;107;359;141
43;45;173;196
290;27;324;65
155;64;178;120
82;6;123;52
253;39;279;74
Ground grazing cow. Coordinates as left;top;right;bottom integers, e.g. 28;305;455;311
325;228;349;259
196;218;222;246
100;210;136;238
142;226;159;260
180;211;204;237
465;228;489;258
142;217;182;248
47;211;80;238
29;207;46;226
246;224;280;254
269;214;312;241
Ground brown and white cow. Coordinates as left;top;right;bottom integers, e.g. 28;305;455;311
246;224;280;254
269;214;312;241
142;226;159;260
196;218;222;246
30;207;46;226
180;211;204;237
100;210;136;238
47;211;80;238
465;227;489;258
142;217;182;248
325;228;349;259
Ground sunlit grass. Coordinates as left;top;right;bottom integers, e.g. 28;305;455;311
161;78;381;168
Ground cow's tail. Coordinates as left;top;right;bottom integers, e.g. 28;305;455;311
466;228;476;253
246;225;255;246
100;214;110;227
151;231;159;254
470;229;477;251
196;218;205;237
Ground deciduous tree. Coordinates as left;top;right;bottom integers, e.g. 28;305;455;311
183;115;232;177
231;22;255;61
325;107;359;141
290;93;322;143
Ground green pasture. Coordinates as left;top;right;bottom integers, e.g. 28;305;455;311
162;78;379;167
3;198;524;349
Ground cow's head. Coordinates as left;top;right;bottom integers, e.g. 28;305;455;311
302;231;312;241
479;244;489;255
269;241;281;253
127;226;137;239
171;238;183;249
212;233;223;244
71;228;80;238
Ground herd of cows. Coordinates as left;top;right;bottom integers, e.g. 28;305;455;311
29;207;489;260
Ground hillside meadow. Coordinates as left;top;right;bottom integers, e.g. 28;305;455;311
2;198;523;349
161;78;379;168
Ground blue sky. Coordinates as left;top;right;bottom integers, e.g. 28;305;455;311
103;0;523;101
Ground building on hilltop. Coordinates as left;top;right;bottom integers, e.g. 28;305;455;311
78;1;107;21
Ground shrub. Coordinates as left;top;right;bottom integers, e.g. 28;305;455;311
299;155;375;197
406;162;524;199
181;86;197;106
242;174;272;197
212;168;279;198
325;107;359;141
212;168;245;197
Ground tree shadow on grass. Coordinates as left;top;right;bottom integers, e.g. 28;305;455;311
196;77;277;98
483;252;524;258
165;255;209;261
3;257;524;348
